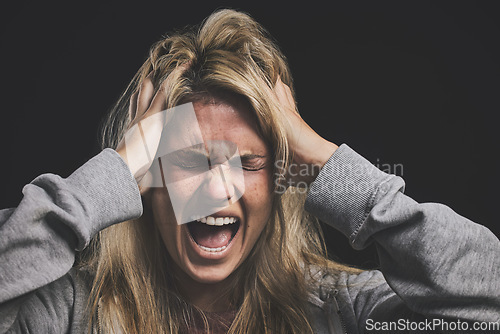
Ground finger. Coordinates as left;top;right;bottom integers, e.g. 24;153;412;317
143;63;191;118
274;76;298;116
277;77;296;111
284;85;295;111
128;90;139;121
144;83;167;118
275;77;290;102
136;78;155;119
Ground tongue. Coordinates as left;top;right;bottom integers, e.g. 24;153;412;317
190;222;233;248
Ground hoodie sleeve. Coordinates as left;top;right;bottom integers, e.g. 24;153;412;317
0;148;143;333
305;144;500;326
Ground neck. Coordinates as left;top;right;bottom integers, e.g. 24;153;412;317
173;267;237;312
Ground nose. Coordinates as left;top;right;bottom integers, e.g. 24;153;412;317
202;164;235;205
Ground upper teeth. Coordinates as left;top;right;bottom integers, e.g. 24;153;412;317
192;216;237;226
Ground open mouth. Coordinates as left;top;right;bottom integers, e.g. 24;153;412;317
187;216;241;252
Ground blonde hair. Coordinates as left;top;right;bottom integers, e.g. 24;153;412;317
82;9;359;334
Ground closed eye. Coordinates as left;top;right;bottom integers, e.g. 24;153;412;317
234;154;267;172
166;151;209;170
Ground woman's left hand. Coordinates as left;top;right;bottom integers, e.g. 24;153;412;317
273;77;338;188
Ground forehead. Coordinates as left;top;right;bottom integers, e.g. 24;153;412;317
192;100;267;153
193;99;254;129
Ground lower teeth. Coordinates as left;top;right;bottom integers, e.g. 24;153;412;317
198;244;227;252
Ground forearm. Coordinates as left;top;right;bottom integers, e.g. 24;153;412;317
0;148;142;303
305;144;500;322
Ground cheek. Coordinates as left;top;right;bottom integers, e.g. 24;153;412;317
150;190;180;254
244;170;274;222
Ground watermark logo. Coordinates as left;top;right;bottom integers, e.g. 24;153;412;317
365;318;500;332
273;158;404;195
373;158;404;176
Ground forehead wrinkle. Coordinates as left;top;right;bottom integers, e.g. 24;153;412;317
191;100;269;158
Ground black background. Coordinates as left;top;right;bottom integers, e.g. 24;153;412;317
1;1;499;268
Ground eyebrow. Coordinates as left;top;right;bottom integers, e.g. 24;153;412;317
239;154;267;160
169;145;208;158
174;146;266;160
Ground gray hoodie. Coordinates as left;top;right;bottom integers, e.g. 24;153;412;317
0;144;498;333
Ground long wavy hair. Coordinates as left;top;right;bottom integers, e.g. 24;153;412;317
80;9;359;334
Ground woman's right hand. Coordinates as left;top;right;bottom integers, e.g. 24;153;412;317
115;65;187;193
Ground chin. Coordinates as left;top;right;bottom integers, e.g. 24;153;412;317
185;261;237;284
